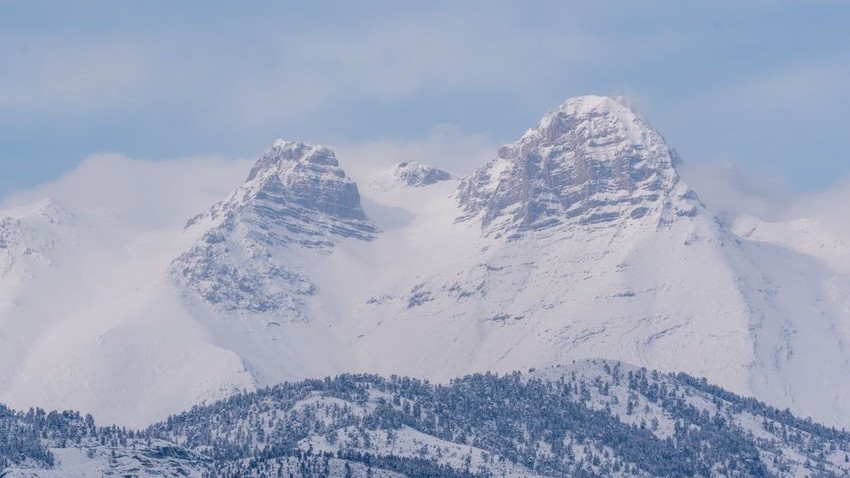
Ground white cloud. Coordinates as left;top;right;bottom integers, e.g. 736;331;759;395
790;177;850;237
743;60;850;115
1;154;253;230
670;56;850;121
334;125;497;177
678;160;794;222
0;126;497;230
678;157;850;242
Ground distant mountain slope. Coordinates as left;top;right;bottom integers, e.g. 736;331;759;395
4;363;850;477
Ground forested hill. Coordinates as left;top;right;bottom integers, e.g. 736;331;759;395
3;360;850;477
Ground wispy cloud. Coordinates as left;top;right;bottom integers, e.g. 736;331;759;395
685;57;850;117
791;177;850;238
678;157;850;244
1;154;253;230
678;160;794;222
335;124;497;177
0;4;605;127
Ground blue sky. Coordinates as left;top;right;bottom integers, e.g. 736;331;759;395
1;1;849;195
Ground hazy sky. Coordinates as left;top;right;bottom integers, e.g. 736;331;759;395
2;1;849;195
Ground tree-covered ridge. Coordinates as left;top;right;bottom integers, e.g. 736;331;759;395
3;361;850;477
145;361;850;477
0;404;59;469
0;404;210;477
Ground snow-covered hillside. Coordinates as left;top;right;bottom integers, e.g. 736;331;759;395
1;96;849;429
0;175;255;428
5;363;850;477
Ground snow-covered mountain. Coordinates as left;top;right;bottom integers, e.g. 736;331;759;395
457;96;697;232
172;140;376;317
1;95;849;431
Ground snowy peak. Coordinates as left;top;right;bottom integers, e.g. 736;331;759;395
389;161;454;187
516;95;658;156
240;140;371;224
247;140;344;187
171;140;376;316
194;140;376;243
247;139;337;181
458;95;699;233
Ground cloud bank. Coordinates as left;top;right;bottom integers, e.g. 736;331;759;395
1;155;253;230
679;158;850;241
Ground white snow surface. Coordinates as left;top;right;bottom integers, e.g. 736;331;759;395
1;96;849;429
1;439;209;478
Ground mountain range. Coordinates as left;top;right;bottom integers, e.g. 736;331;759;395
1;95;848;431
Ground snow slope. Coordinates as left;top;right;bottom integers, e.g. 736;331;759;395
1;96;849;429
0;193;253;428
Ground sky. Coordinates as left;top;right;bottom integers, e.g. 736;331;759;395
1;1;849;196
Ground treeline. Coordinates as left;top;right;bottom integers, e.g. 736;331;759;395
4;364;850;477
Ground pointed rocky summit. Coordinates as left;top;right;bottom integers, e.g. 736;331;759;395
457;95;699;233
171;140;376;315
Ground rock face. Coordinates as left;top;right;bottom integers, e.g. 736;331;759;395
457;96;698;234
208;140;375;245
171;140;376;316
390;161;454;187
245;141;375;233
